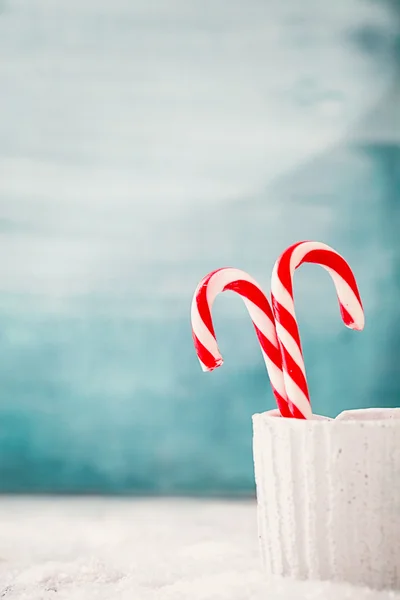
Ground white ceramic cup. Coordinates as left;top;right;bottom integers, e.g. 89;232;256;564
252;408;400;590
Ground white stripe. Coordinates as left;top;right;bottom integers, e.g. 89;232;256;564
271;262;296;317
282;372;313;419
271;240;364;418
289;242;364;329
243;298;278;348
275;322;306;376
198;357;213;372
191;267;274;367
261;354;287;399
324;267;365;329
289;241;330;275
190;295;220;359
206;268;264;306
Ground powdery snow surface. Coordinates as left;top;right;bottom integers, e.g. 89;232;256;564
0;498;398;599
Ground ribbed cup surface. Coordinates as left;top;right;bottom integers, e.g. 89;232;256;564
252;410;400;590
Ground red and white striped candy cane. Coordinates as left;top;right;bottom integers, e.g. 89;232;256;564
191;267;291;417
271;241;365;419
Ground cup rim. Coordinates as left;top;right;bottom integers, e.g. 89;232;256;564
252;408;400;427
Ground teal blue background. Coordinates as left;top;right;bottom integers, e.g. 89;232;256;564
0;0;399;493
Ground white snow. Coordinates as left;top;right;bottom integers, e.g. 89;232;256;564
0;497;398;599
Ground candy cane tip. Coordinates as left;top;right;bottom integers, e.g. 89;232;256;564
350;322;365;332
340;304;365;331
199;357;224;372
345;315;365;331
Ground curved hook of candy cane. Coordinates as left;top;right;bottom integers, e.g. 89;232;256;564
271;241;365;420
191;267;291;417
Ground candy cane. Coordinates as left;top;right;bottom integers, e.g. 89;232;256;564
271;241;365;419
191;268;291;417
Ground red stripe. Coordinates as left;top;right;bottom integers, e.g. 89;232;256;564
195;268;227;338
253;325;292;416
298;249;362;306
340;304;355;328
280;345;310;401
195;270;276;338
271;297;311;408
290;404;307;419
274;244;311;415
271;296;303;351
273;390;293;418
192;334;220;370
193;268;291;417
223;280;274;322
253;325;282;369
273;242;363;417
276;242;301;297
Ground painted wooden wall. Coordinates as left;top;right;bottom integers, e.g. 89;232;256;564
0;0;399;493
